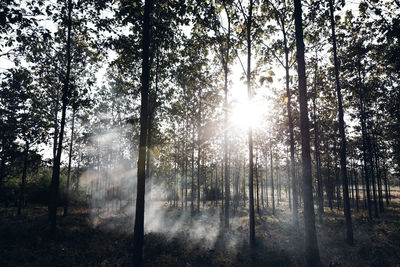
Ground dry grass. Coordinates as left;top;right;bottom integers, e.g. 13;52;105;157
1;189;400;266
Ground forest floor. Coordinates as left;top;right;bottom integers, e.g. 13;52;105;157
1;190;400;266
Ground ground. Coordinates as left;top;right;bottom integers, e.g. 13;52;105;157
1;190;400;266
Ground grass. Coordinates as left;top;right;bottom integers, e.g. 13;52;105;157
1;191;400;266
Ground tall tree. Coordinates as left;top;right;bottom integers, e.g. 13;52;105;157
265;0;299;226
222;1;232;230
293;0;321;265
246;0;256;247
132;0;152;265
48;0;73;235
328;0;353;244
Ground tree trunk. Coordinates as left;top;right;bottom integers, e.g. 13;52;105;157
265;158;269;207
270;145;275;215
282;19;298;226
215;164;218;206
256;155;260;214
312;50;323;223
197;101;201;213
260;164;264;209
293;0;321;265
358;71;372;220
132;0;152;265
246;0;255;247
48;0;73;235
53;88;59;160
329;0;353;244
243;159;246;206
287;158;291;210
146;117;153;203
146;49;159;204
191;125;194;214
0;154;5;203
355;167;360;212
18;141;29;216
383;167;389;206
64;107;75;217
373;134;384;213
222;4;231;229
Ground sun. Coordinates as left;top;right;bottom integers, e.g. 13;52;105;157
229;100;266;129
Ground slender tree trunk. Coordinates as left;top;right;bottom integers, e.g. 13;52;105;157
53;88;59;161
358;73;372;220
312;50;323;223
355;167;360;212
373;135;384;212
146;118;153;202
243;159;246;206
265;158;269;207
287;158;291;210
197;105;201;213
185;143;188;209
260;165;264;209
146;50;159;204
270;145;275;215
133;0;152;265
0;153;5;203
282;21;298;226
48;0;73;235
222;4;231;229
246;0;255;247
18;141;29;216
333;141;341;210
221;162;224;211
215;164;218;206
256;155;260;214
293;0;321;265
367;131;378;217
191;125;194;214
350;162;354;209
202;157;206;208
383;167;389;206
362;167;367;209
329;0;353;244
181;143;185;208
64;107;75;216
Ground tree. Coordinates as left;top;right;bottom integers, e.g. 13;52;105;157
328;0;353;244
293;0;321;265
245;0;256;247
1;68;47;215
48;0;73;235
132;0;152;265
265;0;299;225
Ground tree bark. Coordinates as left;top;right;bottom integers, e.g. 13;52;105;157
329;0;353;244
256;155;260;214
358;69;372;220
197;98;201;213
18;141;29;216
48;0;73;235
246;0;255;247
293;0;321;265
132;0;152;265
64;107;75;217
312;50;323;223
282;16;299;226
0;153;5;203
191;125;194;214
222;3;231;229
270;144;275;215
